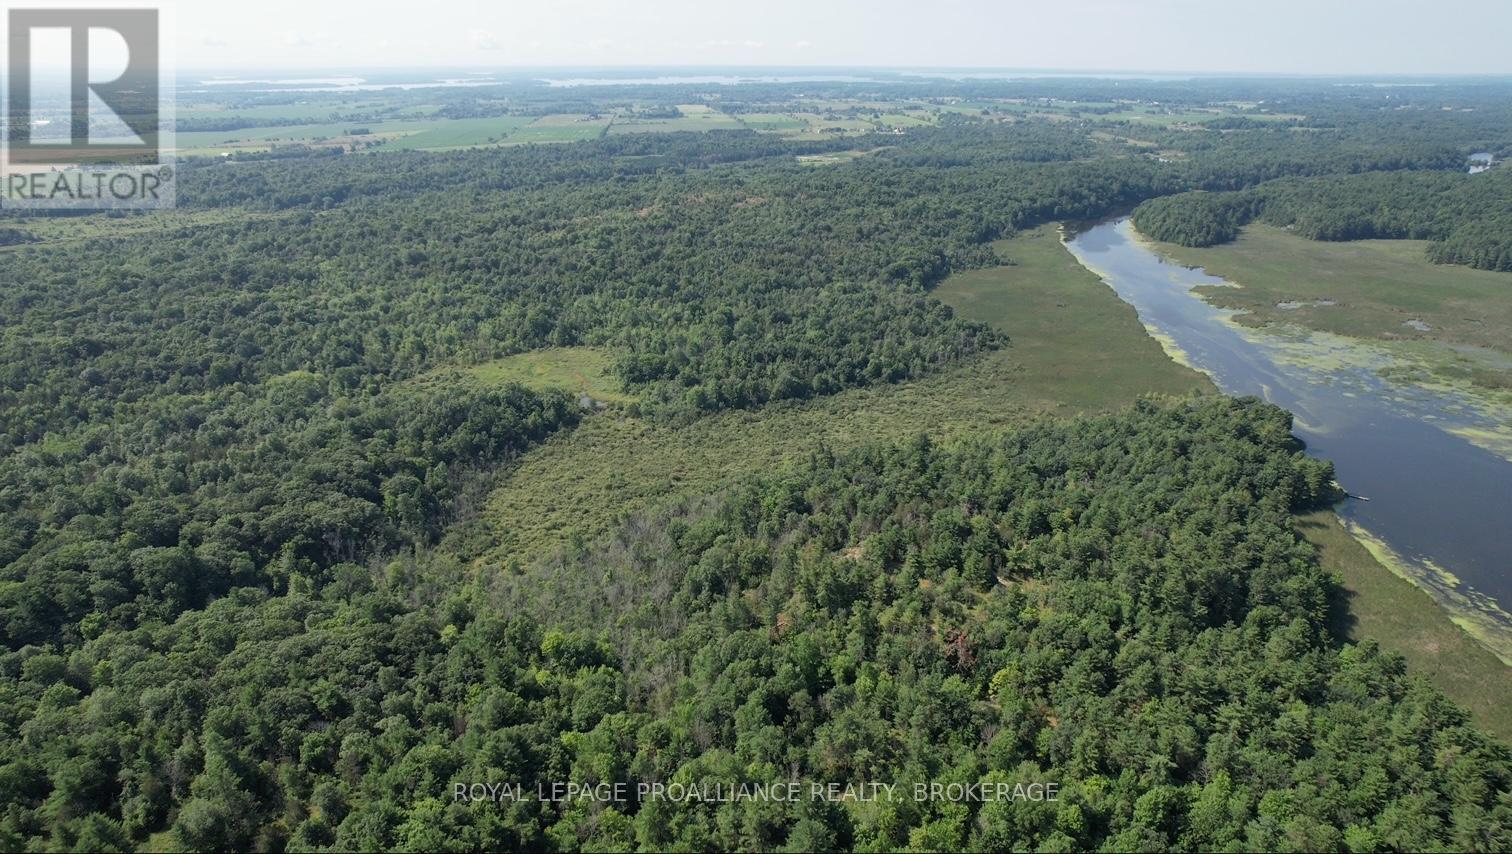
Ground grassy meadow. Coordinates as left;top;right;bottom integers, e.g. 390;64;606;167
1154;224;1512;356
465;347;637;405
472;224;1208;567
466;222;1511;738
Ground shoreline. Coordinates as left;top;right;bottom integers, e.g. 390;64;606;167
1064;218;1512;678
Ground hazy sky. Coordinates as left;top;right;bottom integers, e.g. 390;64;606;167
163;0;1510;74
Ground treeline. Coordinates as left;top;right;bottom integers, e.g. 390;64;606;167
173;132;859;210
8;398;1509;851
174;115;327;133
1133;168;1512;271
1129;192;1263;247
0;376;579;648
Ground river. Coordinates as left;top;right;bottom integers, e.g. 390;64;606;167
1063;218;1512;662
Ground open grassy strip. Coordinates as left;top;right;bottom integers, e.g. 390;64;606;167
473;349;1029;568
936;224;1213;408
456;347;637;405
1303;509;1512;739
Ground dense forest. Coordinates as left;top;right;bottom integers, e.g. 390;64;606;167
2;78;1511;851
7;399;1510;852
1133;169;1512;270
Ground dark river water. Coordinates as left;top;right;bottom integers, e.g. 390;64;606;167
1064;218;1512;660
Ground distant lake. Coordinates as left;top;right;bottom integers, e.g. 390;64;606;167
540;74;877;87
902;70;1195;81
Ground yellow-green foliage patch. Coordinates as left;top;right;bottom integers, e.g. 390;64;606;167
465;347;637;404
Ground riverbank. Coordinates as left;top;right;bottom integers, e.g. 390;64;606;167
1303;509;1512;738
1061;218;1512;739
1148;225;1512;462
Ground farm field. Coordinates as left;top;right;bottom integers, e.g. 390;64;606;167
168;90;1305;159
605;103;746;134
375;115;535;150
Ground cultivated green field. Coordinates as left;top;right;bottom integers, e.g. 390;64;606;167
606;104;745;135
166;96;1306;161
168;90;1303;159
734;112;810;131
175;118;446;155
174;113;608;155
177;101;381;121
375;115;534;150
509;114;613;143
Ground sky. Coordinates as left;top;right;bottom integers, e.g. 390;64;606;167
66;0;1512;75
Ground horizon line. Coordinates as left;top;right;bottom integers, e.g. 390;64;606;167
170;63;1512;79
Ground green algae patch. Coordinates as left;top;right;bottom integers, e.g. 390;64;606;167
1340;517;1512;668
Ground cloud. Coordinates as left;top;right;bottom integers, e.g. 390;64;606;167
743;40;765;48
200;34;228;48
470;29;501;51
793;40;813;50
283;32;312;48
587;38;613;51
